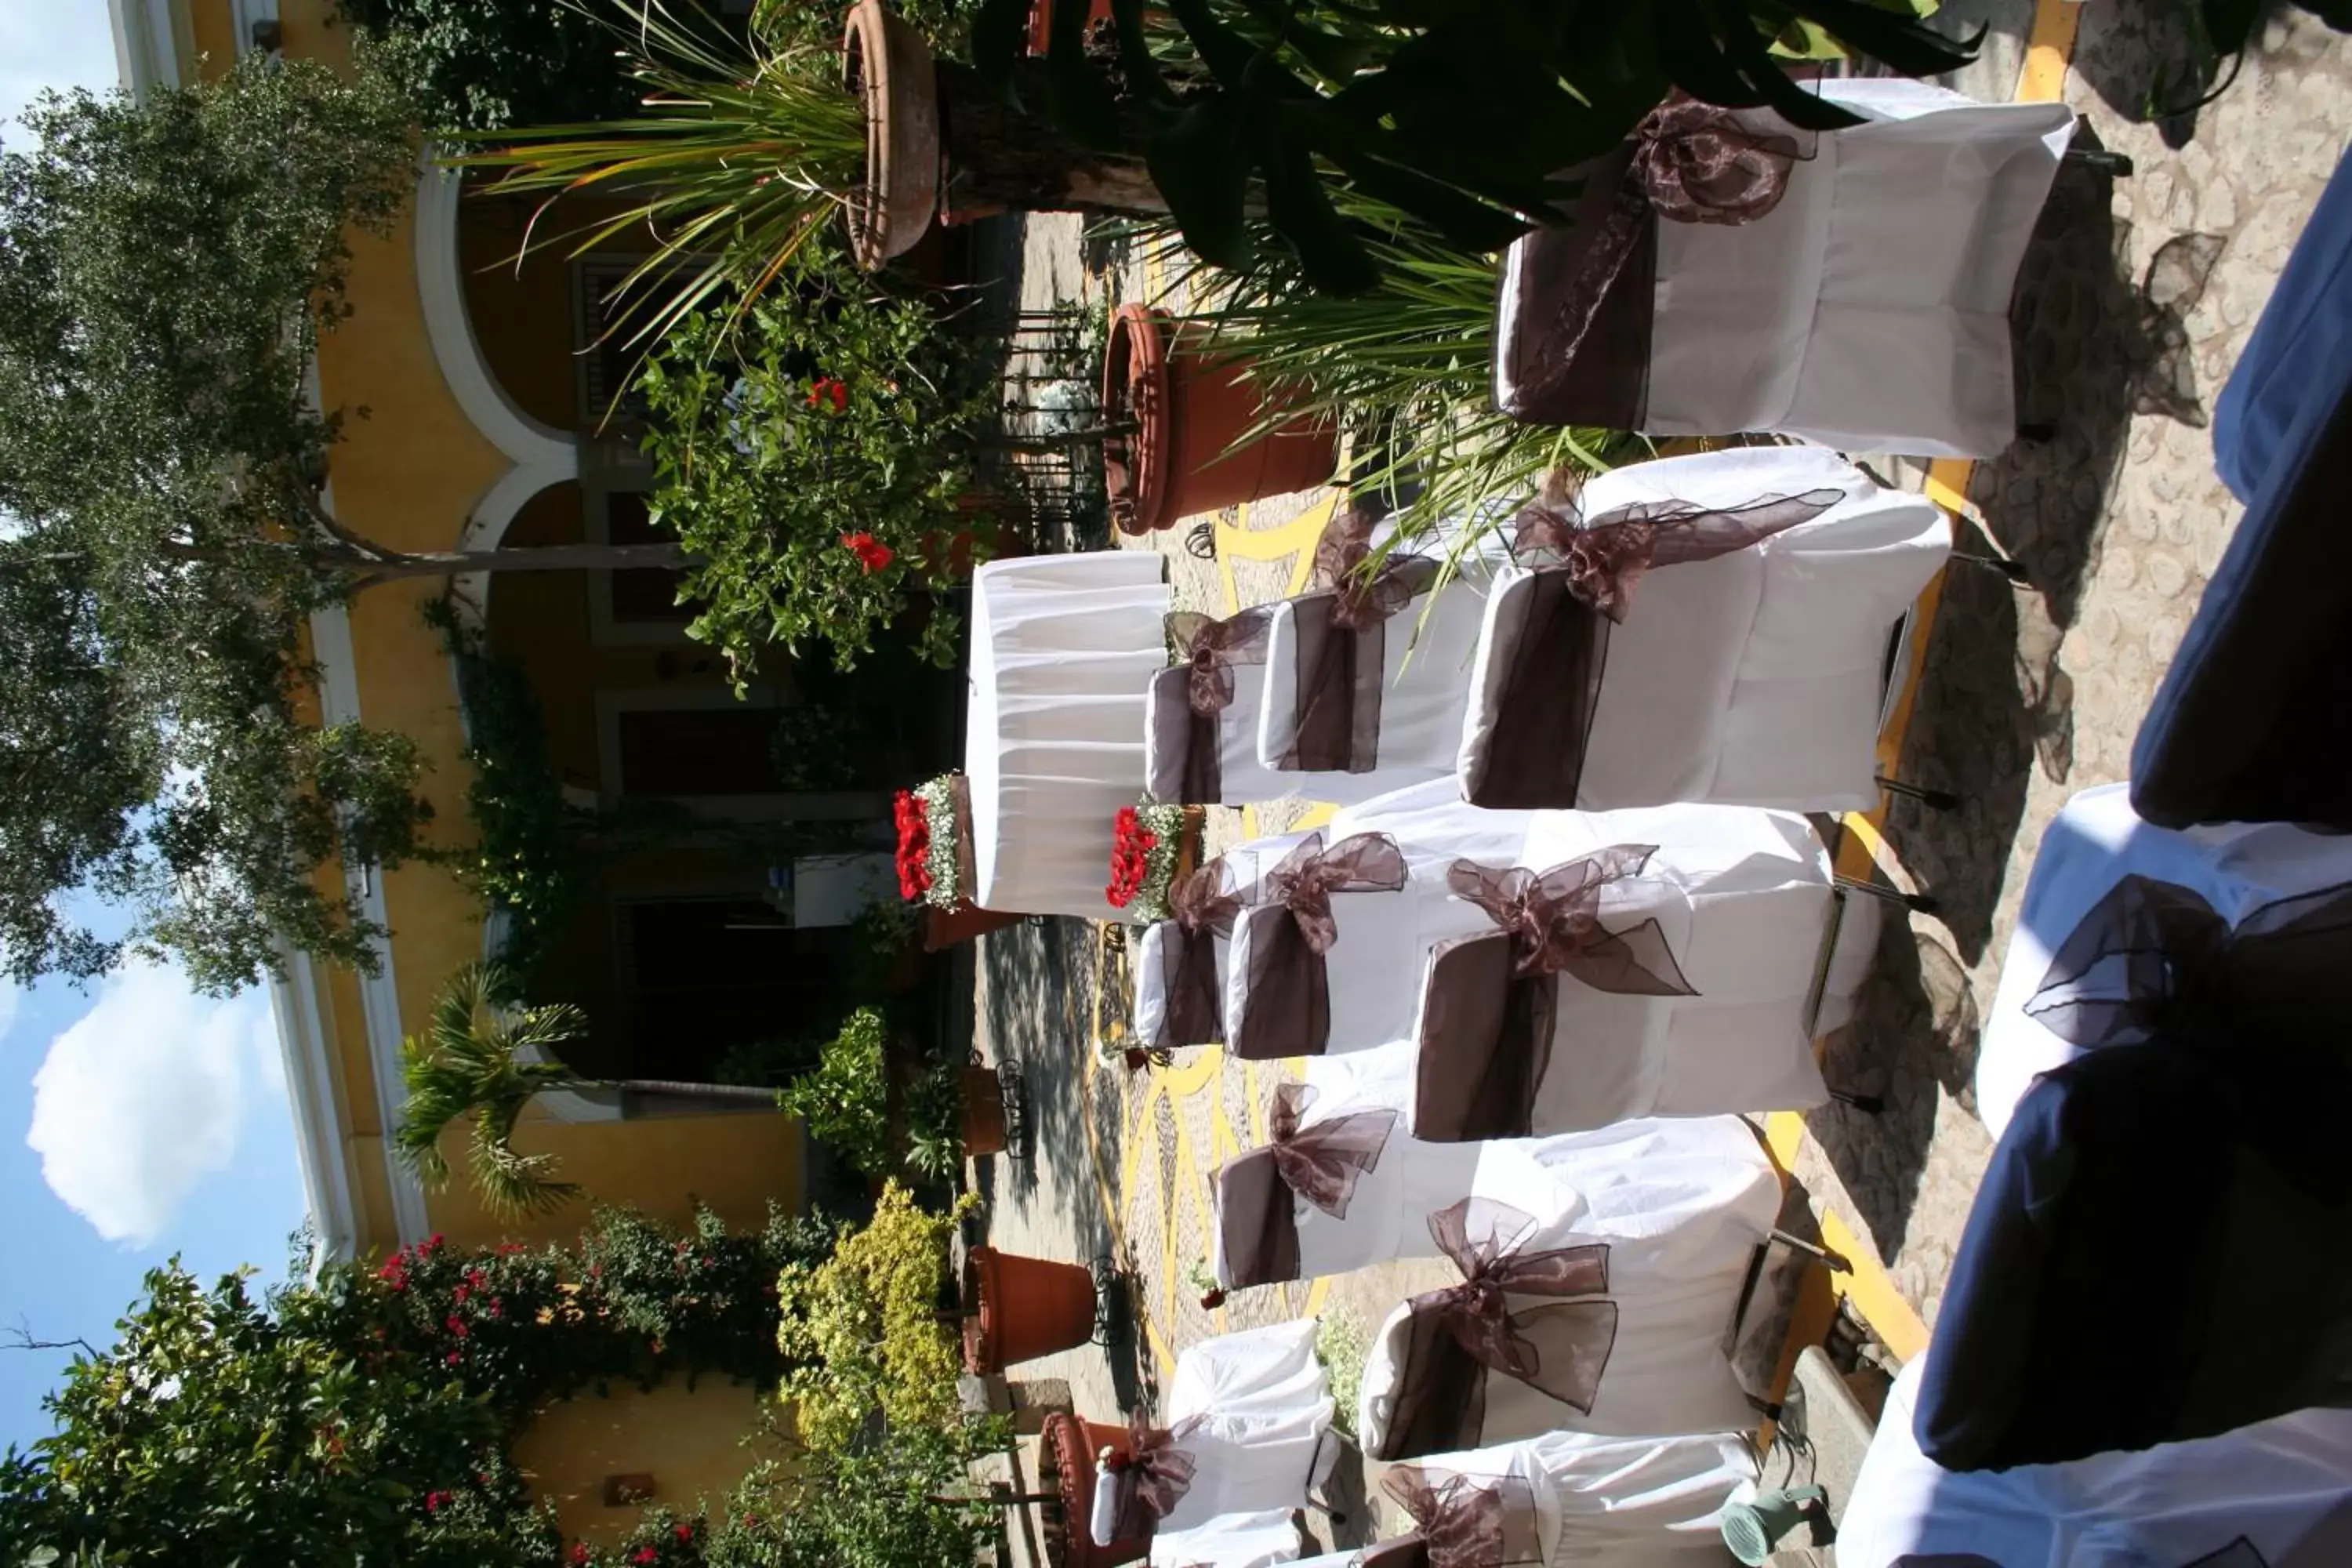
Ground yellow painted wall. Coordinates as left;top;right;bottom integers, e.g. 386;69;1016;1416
512;1377;780;1550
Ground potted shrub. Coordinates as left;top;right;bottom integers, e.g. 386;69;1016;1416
905;1059;1010;1181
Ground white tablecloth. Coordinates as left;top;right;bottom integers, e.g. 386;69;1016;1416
965;553;1171;917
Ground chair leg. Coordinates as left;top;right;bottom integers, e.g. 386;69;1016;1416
1828;1087;1886;1116
1767;1229;1853;1276
2016;421;2059;443
1834;873;1939;915
1950;550;2031;585
2063;145;2135;178
1875;775;1959;811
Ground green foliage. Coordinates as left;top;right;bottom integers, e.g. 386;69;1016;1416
0;1208;833;1566
775;1007;891;1173
395;962;596;1217
0;53;437;992
768;701;866;792
902;1062;970;1181
1313;1305;1369;1439
771;1182;974;1450
335;0;643;133
426;601;590;984
633;243;997;683
977;0;1980;294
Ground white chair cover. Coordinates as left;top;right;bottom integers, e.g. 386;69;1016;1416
1459;447;1951;816
1400;1429;1761;1568
1134;831;1323;1048
1220;783;1871;1066
1210;1034;1781;1290
1496;82;2073;456
1150;1511;1303;1568
1356;1170;1768;1451
1145;615;1305;806
1977;780;2352;1140
967;552;1172;917
1836;1356;2352;1567
1152;1321;1338;1536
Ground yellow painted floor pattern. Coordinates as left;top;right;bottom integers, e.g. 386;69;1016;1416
1077;0;2085;1393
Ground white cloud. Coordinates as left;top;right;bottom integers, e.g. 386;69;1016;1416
26;963;278;1247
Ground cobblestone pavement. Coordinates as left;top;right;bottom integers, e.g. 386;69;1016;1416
967;0;2352;1548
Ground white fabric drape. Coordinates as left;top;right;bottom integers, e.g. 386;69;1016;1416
1976;781;2352;1139
1406;1428;1762;1567
966;553;1171;917
1460;448;1951;817
1837;1356;2352;1567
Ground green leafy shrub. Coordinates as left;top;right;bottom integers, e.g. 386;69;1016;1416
775;1007;891;1173
334;0;642;132
772;1182;974;1450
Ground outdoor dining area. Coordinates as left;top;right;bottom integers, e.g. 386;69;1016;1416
901;63;2352;1568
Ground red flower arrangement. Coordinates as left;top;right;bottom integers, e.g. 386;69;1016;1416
1105;805;1158;907
893;789;931;902
841;532;894;574
806;376;848;412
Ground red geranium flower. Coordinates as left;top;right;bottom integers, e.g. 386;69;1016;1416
633;1548;659;1564
674;1523;695;1541
841;531;895;575
807;376;848;412
424;1490;449;1514
1200;1287;1226;1309
571;1545;592;1567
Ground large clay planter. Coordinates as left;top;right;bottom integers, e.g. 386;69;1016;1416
960;1065;1009;1158
964;1247;1097;1374
1102;303;1339;536
1040;1412;1150;1568
844;0;940;269
1026;0;1116;53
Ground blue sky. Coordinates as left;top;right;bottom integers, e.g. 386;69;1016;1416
1;0;310;1455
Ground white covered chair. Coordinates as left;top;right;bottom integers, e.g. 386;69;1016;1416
966;552;1173;917
1355;1185;1770;1458
1221;782;1877;1065
1835;1355;2352;1568
1976;780;2352;1141
1375;1429;1761;1568
1149;1511;1302;1568
1457;446;1951;816
1494;81;2076;458
1092;1320;1338;1550
1210;1048;1780;1293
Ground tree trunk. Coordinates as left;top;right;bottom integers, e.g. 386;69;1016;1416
345;543;691;582
608;1078;779;1102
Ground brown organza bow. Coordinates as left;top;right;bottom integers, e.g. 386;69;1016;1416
1279;508;1444;774
1158;608;1272;804
1380;1467;1544;1568
2024;875;2352;1053
1107;1412;1203;1541
1229;832;1410;1061
1500;94;1806;430
1149;860;1243;1048
1413;848;1695;1142
1461;485;1841;809
1370;1197;1619;1461
1216;1080;1400;1287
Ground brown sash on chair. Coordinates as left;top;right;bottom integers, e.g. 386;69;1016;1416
1462;487;1842;809
1145;861;1243;1049
1415;848;1696;1142
1494;96;1806;430
1370;1197;1620;1462
1279;506;1443;775
1228;830;1410;1061
1104;1412;1203;1541
1379;1466;1545;1568
1152;608;1272;804
1214;1081;1399;1287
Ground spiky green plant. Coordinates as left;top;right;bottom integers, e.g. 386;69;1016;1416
446;0;867;371
394;961;774;1217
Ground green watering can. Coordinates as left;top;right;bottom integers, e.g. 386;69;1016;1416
1722;1484;1828;1565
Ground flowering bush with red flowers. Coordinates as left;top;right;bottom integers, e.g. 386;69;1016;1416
804;375;848;412
839;530;894;574
1105;800;1187;921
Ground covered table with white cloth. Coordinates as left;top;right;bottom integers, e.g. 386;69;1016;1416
965;553;1172;918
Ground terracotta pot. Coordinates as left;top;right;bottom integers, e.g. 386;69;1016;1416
924;901;1025;951
1039;1413;1150;1568
960;1065;1008;1158
1102;303;1338;535
964;1247;1097;1373
1025;0;1116;53
844;0;941;270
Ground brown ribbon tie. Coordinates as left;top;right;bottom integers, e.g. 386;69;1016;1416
1414;848;1697;1142
1106;1413;1203;1541
1281;506;1444;775
1380;1466;1545;1568
1216;1080;1399;1287
1496;95;1807;430
2024;873;2352;1054
1147;859;1244;1049
1229;830;1410;1061
1462;486;1842;809
1370;1196;1619;1462
1152;608;1272;804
